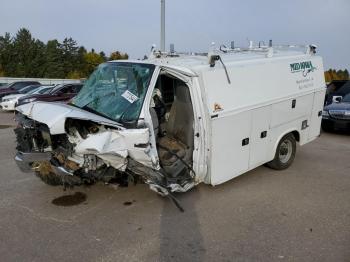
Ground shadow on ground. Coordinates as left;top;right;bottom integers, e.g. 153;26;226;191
160;188;206;261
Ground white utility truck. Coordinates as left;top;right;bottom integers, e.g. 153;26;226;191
14;43;326;197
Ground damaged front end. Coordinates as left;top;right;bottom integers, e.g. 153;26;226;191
14;103;195;196
14;62;199;200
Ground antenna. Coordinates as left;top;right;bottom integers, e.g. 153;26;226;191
160;0;165;52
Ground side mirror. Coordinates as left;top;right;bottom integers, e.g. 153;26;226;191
209;55;220;67
333;96;342;103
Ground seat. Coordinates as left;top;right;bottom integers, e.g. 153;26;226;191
158;84;194;177
150;107;159;137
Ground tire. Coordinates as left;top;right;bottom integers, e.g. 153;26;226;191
35;171;82;187
266;133;296;170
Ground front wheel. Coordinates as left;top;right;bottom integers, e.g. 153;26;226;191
266;134;296;170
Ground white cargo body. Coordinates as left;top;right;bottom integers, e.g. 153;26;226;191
14;44;326;195
147;47;326;186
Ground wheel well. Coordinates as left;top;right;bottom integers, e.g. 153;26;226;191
291;131;300;142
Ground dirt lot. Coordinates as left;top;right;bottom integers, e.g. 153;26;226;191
0;111;349;262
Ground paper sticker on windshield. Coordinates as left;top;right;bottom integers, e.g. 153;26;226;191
121;90;139;104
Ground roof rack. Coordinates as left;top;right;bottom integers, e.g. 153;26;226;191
147;42;317;67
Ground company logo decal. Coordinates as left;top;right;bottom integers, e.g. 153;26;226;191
290;61;316;77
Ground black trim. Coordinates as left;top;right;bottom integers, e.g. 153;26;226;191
301;120;309;130
134;143;149;148
242;138;249;146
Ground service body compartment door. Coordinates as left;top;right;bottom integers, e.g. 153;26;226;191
210;110;252;185
308;89;326;141
270;94;314;128
249;106;272;169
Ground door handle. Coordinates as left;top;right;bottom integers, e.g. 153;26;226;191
242;138;249;146
134;143;149;148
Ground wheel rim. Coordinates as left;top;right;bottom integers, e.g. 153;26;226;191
278;140;292;164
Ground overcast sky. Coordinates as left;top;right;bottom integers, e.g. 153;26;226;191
0;0;349;69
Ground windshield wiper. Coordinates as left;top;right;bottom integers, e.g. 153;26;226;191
81;106;124;127
69;103;124;127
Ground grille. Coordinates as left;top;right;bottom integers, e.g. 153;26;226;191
329;110;350;120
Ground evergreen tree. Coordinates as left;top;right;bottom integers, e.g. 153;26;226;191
0;32;14;76
61;37;79;76
12;28;37;77
44;40;65;78
0;28;130;78
30;39;46;77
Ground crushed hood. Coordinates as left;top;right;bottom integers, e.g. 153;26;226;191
16;101;123;134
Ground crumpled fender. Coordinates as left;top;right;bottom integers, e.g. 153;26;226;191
73;128;152;170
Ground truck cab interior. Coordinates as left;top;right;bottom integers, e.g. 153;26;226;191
150;72;194;182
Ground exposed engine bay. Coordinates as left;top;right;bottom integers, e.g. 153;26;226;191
14;71;196;199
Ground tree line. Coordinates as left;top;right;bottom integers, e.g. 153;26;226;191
324;69;349;83
1;28;349;82
0;28;128;79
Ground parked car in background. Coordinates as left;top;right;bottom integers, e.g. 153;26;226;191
322;93;350;132
0;81;41;99
17;83;83;106
325;80;350;105
0;85;54;111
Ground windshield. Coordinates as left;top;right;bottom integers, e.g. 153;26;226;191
26;87;41;95
50;84;63;94
19;85;39;94
342;93;350;103
73;62;155;124
38;87;53;94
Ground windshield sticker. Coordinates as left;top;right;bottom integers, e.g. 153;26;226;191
121;90;139;104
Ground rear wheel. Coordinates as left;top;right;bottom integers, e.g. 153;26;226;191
267;133;296;170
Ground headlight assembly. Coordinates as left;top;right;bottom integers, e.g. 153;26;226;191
322;110;329;117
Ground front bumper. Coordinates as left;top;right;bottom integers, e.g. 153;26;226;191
14;151;51;173
322;118;350;131
0;101;16;111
